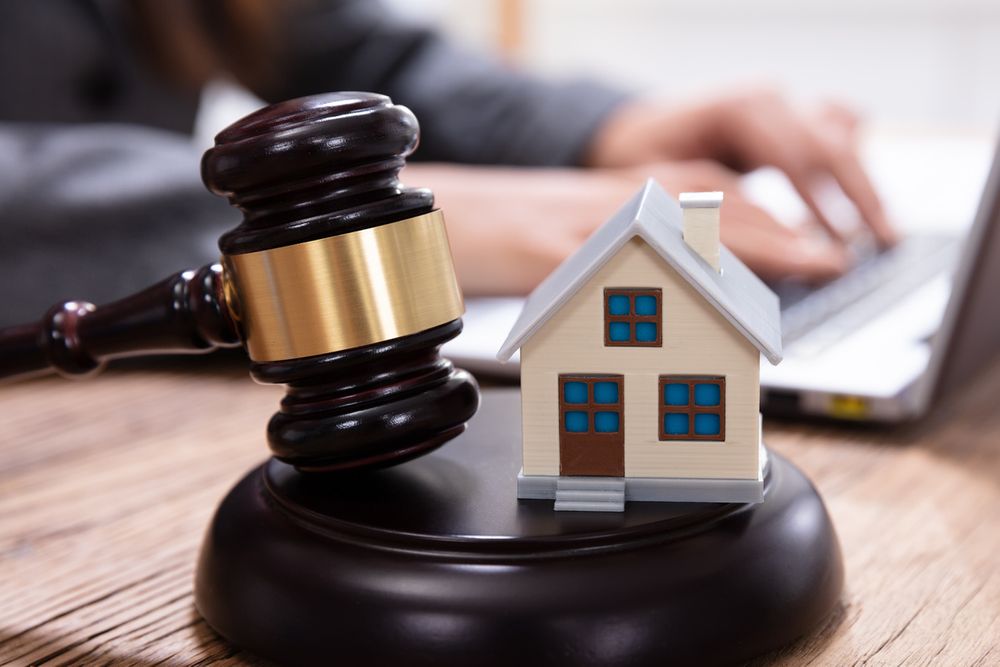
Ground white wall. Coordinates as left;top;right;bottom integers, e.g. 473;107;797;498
389;0;1000;129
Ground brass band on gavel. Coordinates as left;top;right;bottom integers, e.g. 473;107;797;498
222;210;464;362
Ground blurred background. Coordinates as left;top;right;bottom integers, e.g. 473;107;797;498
394;0;999;127
200;0;1000;140
198;0;1000;230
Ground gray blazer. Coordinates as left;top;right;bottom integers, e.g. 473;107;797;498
0;0;627;325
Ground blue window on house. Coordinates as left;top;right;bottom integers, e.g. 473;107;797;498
634;295;657;315
635;322;657;342
658;376;725;441
694;383;721;406
608;294;630;315
593;381;619;404
608;322;631;342
604;288;662;347
564;381;588;404
594;412;620;433
565;411;588;432
664;413;689;435
559;375;623;436
694;413;721;436
664;383;689;405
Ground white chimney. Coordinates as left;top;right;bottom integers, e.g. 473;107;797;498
680;191;723;272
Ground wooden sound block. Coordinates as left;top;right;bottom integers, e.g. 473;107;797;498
195;389;843;666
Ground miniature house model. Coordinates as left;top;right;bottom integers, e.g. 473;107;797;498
497;180;782;512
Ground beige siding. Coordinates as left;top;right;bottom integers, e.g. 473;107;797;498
520;237;760;479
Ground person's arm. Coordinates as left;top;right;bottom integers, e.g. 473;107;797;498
202;1;891;294
405;161;850;296
218;0;629;167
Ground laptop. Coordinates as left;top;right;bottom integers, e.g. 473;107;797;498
444;132;1000;422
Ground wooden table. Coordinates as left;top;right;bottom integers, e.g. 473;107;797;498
2;356;998;666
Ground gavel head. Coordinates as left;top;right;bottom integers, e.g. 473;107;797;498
201;92;479;472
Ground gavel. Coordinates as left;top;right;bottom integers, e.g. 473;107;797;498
0;92;480;472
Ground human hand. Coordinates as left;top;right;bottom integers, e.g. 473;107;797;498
404;161;849;296
641;160;851;282
584;89;897;247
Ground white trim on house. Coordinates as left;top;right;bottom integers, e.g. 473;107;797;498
496;180;783;365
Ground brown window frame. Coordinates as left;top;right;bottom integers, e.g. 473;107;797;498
658;375;726;441
603;288;663;347
558;374;625;437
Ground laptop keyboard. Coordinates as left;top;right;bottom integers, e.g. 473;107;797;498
775;233;963;345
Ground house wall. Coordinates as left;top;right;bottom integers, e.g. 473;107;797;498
520;237;761;479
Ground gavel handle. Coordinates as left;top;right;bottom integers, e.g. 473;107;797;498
0;264;242;381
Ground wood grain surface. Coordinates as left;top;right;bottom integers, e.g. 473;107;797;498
1;355;998;666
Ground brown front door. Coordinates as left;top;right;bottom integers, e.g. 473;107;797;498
558;374;624;476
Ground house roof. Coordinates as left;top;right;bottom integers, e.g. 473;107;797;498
496;179;783;365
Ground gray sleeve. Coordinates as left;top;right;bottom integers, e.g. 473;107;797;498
0;124;236;326
253;0;630;166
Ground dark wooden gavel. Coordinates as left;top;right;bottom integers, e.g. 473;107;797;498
0;92;480;472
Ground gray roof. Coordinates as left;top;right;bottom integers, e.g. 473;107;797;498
496;179;783;364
